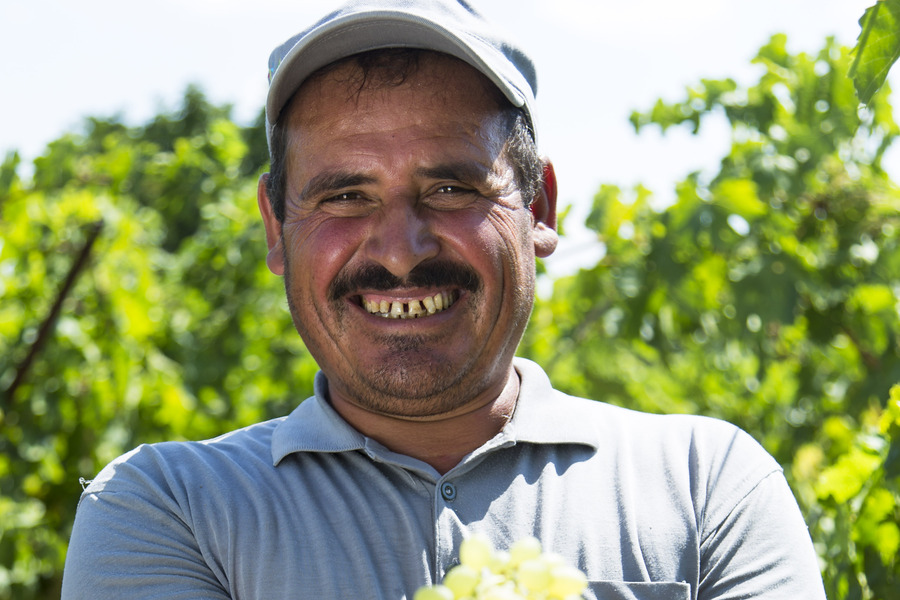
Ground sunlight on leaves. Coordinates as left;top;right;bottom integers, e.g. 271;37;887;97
850;0;900;104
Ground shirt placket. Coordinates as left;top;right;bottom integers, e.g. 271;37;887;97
433;473;466;581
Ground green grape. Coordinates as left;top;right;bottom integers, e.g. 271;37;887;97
413;535;588;600
480;582;524;600
459;534;495;570
442;564;479;598
413;584;455;600
490;549;512;575
516;558;551;592
508;536;542;567
547;564;588;598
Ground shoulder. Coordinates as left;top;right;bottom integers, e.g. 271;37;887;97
552;387;769;457
83;417;286;499
558;391;786;523
515;357;777;475
567;392;779;475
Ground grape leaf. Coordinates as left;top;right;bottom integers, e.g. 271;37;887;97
850;0;900;104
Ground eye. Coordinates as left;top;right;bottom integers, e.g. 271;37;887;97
318;192;375;216
424;185;479;210
324;192;363;203
437;185;466;194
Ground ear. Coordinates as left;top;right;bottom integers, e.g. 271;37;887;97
531;159;559;258
257;173;285;276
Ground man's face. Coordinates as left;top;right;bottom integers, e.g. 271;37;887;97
259;54;557;419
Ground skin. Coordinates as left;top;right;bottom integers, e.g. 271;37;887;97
258;54;558;473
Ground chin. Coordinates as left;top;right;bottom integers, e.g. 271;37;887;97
346;357;475;414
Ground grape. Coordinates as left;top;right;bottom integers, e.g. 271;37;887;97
442;564;479;598
490;550;512;575
516;558;551;592
508;536;542;567
413;584;455;600
459;534;495;570
547;565;589;598
414;535;588;599
480;583;524;600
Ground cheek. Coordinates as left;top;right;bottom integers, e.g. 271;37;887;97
283;217;368;292
483;208;535;266
441;208;534;288
486;211;538;312
435;211;501;267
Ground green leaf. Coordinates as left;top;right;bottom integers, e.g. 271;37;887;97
848;283;896;314
850;0;900;104
712;178;767;219
816;447;882;503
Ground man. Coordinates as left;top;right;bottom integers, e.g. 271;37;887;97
62;1;826;598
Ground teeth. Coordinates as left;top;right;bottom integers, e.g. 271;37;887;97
408;300;424;317
363;292;456;319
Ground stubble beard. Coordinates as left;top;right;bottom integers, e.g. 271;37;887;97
283;259;490;418
351;328;483;417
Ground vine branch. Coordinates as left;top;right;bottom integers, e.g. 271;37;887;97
4;220;104;403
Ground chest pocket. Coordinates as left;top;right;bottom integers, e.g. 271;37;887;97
585;581;691;600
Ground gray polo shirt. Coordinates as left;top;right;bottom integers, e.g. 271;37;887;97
62;358;825;599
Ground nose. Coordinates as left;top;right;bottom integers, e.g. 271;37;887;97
362;201;440;278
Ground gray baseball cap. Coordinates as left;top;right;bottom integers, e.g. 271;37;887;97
265;0;538;152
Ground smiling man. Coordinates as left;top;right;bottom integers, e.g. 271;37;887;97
62;1;826;599
257;50;557;474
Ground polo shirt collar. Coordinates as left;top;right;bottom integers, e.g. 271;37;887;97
271;357;598;466
505;357;600;449
271;373;367;465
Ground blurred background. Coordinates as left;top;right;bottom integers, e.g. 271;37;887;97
2;0;894;274
2;1;899;598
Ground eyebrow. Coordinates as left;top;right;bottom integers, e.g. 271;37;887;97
298;161;495;201
415;162;492;184
299;171;378;201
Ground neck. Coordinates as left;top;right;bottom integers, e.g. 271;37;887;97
327;368;519;475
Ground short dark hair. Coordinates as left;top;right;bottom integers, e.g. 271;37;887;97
265;48;542;222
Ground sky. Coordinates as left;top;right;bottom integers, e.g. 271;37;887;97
0;0;888;273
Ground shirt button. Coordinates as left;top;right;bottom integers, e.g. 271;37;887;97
440;481;457;501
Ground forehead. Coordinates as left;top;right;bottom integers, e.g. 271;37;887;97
284;51;508;141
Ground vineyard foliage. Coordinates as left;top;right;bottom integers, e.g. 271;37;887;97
522;35;900;598
2;38;899;599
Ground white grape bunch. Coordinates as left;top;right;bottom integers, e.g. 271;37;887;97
414;534;588;600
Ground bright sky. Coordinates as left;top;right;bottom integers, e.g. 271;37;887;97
0;0;887;271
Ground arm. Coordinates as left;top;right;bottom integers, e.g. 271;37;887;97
62;468;231;600
698;469;825;599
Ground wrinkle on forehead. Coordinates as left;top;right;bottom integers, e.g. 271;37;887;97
300;50;505;110
284;53;507;145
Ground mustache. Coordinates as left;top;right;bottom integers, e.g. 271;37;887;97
328;260;482;302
